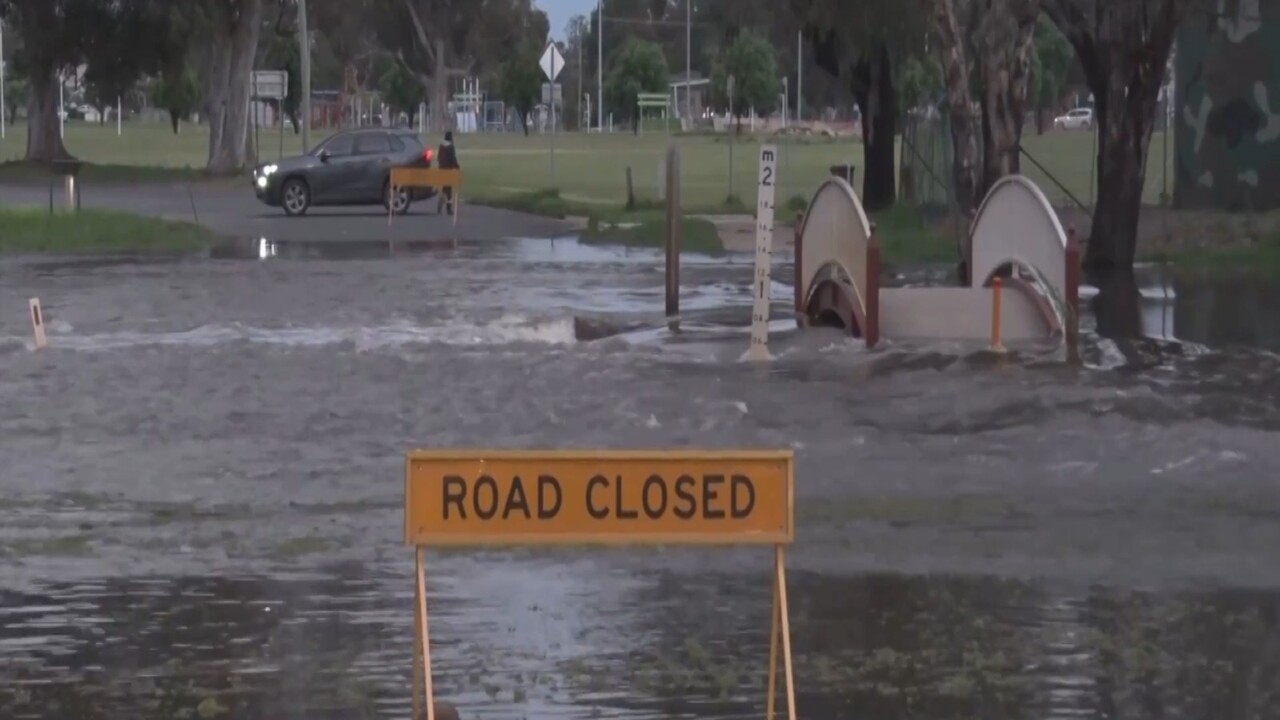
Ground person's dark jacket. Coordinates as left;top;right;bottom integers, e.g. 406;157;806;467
437;141;460;170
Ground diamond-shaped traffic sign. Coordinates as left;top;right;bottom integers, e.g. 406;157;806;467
539;42;565;82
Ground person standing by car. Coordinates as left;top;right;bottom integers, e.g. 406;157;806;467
436;131;461;215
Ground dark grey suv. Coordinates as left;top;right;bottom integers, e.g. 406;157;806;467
251;128;438;217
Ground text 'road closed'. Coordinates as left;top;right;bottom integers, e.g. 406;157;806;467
405;451;793;545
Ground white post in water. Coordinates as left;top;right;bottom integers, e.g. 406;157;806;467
29;298;48;350
744;145;778;362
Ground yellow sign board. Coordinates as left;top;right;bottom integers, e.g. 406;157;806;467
404;449;794;546
390;167;463;189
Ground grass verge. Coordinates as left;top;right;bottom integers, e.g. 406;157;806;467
872;204;960;265
0;160;216;185
582;215;723;254
0;207;218;254
1152;234;1280;272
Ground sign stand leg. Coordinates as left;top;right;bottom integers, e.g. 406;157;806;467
416;547;436;720
774;544;797;720
413;576;424;720
766;550;781;720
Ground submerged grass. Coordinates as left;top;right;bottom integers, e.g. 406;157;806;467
0;207;216;254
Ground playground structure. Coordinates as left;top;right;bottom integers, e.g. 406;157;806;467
795;174;1080;348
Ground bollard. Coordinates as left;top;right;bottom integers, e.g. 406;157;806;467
991;277;1006;354
665;145;681;332
29;298;48;350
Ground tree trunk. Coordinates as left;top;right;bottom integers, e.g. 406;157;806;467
1045;0;1183;271
852;44;897;212
25;71;72;162
206;0;263;174
977;8;1037;195
169;110;181;135
518;109;529;136
429;40;451;131
930;0;981;213
1088;80;1160;270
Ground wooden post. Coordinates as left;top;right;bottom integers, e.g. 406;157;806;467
864;224;880;348
29;298;48;350
793;212;805;328
665;145;681;332
1065;226;1081;361
413;578;424;720
991;277;1006;354
766;561;780;720
774;545;797;720
415;548;435;720
962;208;978;285
625;166;635;210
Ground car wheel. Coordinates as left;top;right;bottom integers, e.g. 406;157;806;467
384;181;412;216
281;178;311;217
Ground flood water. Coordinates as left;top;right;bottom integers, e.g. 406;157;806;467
3;238;1280;720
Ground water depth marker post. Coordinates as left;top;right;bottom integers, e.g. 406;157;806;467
403;449;798;720
29;298;47;350
745;145;779;362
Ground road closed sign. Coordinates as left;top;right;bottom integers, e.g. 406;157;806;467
405;450;793;545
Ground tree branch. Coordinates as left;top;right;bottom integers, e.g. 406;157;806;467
399;0;438;66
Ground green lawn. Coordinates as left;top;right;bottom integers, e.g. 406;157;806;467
0;120;1175;211
0;206;216;254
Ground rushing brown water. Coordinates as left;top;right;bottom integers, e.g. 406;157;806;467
2;240;1279;719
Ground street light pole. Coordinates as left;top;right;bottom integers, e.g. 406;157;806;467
597;0;603;132
685;0;691;126
1;17;7;140
299;0;312;150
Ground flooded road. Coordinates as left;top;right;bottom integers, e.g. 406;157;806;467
3;239;1280;719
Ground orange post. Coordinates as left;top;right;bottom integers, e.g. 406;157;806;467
991;277;1006;354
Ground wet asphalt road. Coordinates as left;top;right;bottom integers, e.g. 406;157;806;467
0;181;573;243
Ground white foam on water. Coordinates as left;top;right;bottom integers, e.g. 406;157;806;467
0;314;579;352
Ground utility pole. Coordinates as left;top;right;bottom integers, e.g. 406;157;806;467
796;30;802;123
1;17;6;140
299;0;312;150
577;18;583;131
685;0;691;126
597;0;603;132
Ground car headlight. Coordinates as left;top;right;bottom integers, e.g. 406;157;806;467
261;164;278;176
256;175;269;189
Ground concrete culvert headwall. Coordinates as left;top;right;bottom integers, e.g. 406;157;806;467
794;173;1078;348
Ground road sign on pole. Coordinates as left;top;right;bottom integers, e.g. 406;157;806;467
541;42;564;187
744;145;779;362
252;70;288;101
540;42;565;83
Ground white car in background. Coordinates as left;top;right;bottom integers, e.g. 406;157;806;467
1054;107;1094;131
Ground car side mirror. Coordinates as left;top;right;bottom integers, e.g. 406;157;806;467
318;150;331;163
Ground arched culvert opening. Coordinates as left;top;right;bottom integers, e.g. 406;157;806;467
804;278;865;338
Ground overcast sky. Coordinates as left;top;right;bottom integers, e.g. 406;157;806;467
536;0;595;39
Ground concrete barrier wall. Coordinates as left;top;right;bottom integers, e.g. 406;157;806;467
880;287;1054;343
969;175;1069;307
799;177;871;310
